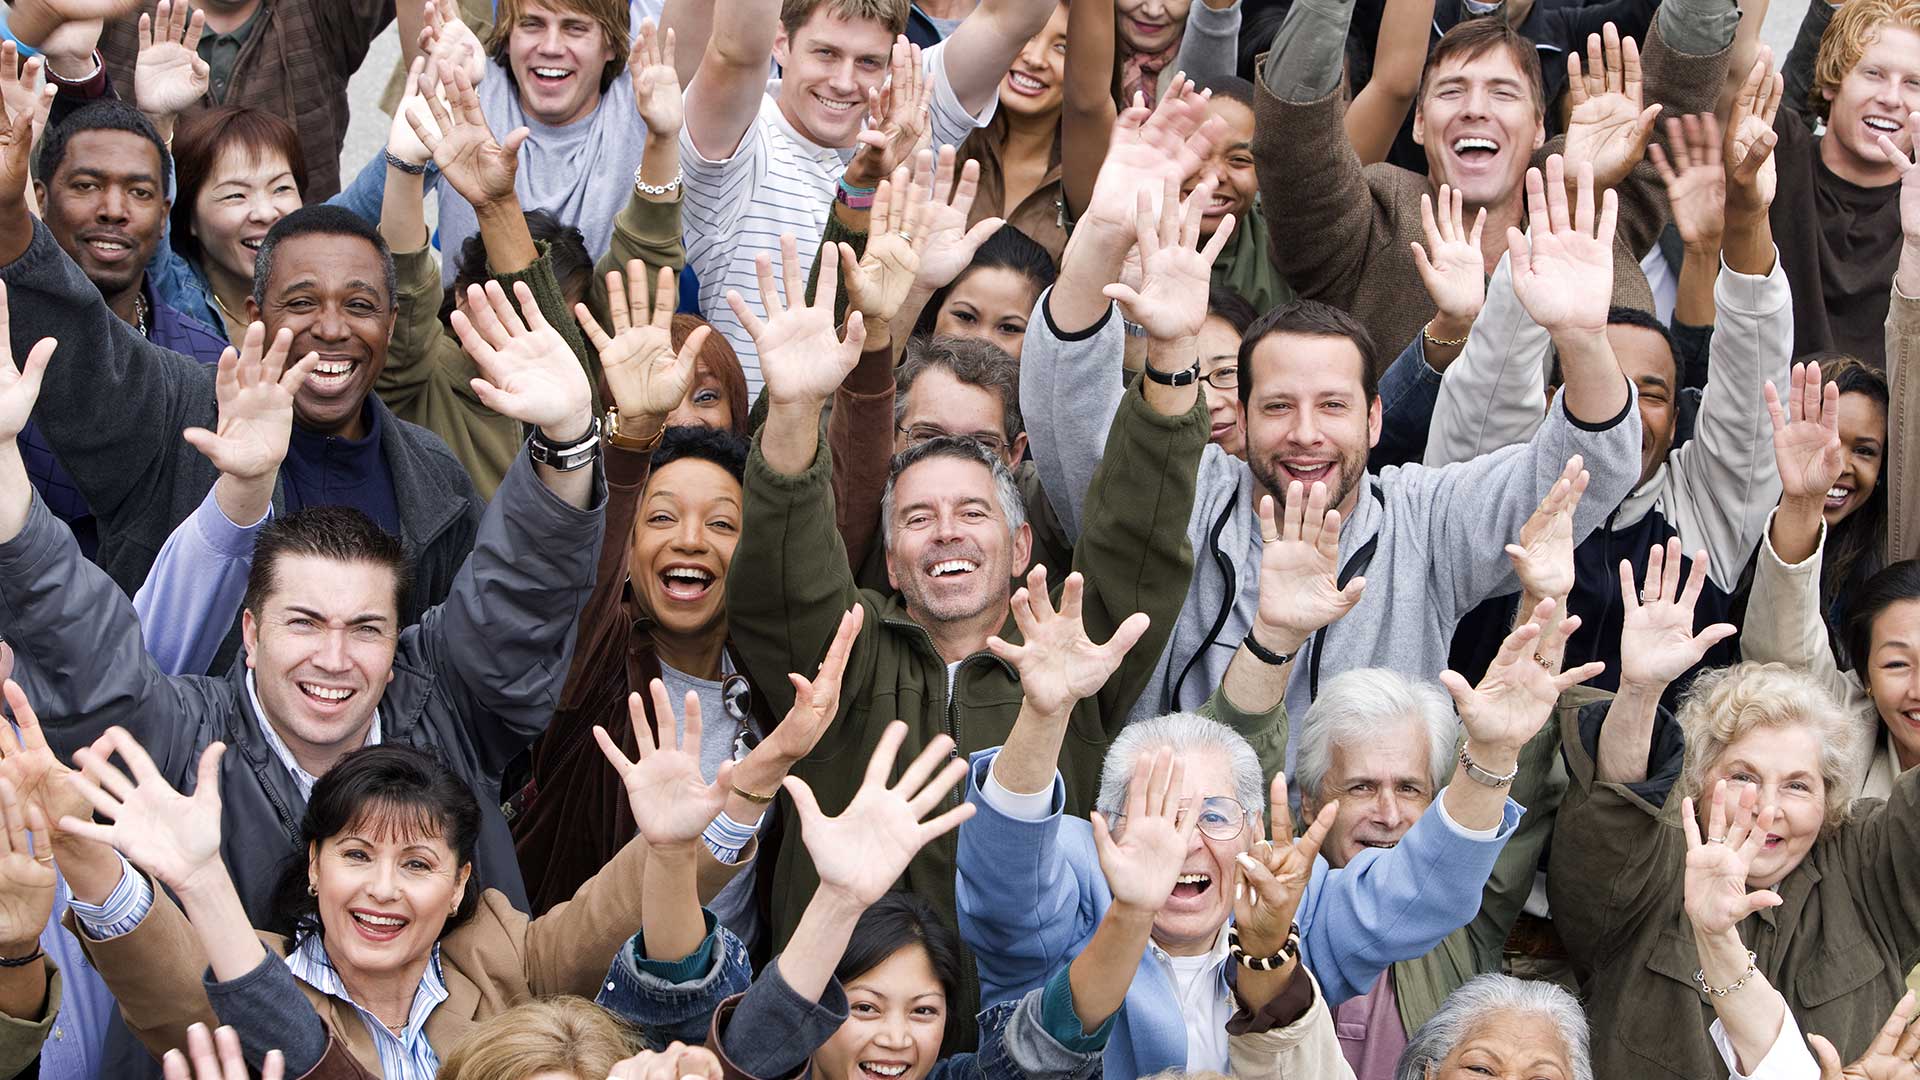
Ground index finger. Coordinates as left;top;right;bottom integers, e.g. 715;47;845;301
1267;772;1294;843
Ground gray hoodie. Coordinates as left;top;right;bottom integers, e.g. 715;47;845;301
1020;295;1643;727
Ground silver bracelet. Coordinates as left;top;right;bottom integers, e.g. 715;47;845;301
633;165;683;197
1457;743;1519;788
1694;951;1759;997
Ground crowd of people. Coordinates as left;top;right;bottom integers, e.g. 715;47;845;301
0;0;1911;1073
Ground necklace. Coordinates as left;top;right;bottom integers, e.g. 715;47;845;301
210;288;248;334
131;292;149;336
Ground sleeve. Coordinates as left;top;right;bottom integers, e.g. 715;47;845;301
0;960;57;1080
1780;0;1837;129
374;246;465;416
954;750;1104;1007
1662;255;1792;590
557;444;652;712
62;877;223;1063
1171;0;1242;81
323;148;438;227
1603;15;1736;259
597;910;753;1049
1836;765;1920;1009
713;961;851;1080
1416;383;1642;621
1199;682;1289;798
0;218;205;522
1887;284;1920;563
1709;1009;1821;1080
133;486;268;677
587;191;689;332
522;835;657;999
723;437;883;736
1017;293;1130;541
1740;514;1879;786
293;1037;381;1080
1073;376;1208;730
974;970;1109;1080
1295;793;1522;1004
828;370;895;574
1422;254;1552;467
925;40;998;151
1225;970;1357;1080
0;490;203;777
406;448;607;778
67;856;154;940
1460;712;1567;965
681;116;769;285
312;0;397;76
202;951;331;1077
1369;335;1445;471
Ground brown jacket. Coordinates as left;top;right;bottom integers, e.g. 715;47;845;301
98;0;394;200
1888;287;1919;562
957;114;1068;264
1252;19;1726;372
1546;702;1920;1079
75;838;658;1073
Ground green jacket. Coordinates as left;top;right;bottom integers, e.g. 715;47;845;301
728;379;1206;955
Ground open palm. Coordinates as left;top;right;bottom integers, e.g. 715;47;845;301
577;262;707;418
732;237;864;406
1648;114;1725;248
183;324;319;481
1812;994;1920;1080
414;66;526;208
1505;458;1587;601
988;567;1150;718
752;606;862;769
600;682;731;848
1561;25;1659;190
63;730;225;894
1083;77;1218;230
1617;539;1737;687
785;723;973;908
450;279;593;434
1256;486;1365;641
0;680;90;836
134;1;209;118
1443;600;1601;750
1091;750;1194;912
1724;50;1783;219
1411;185;1487;321
1681;781;1781;936
1103;177;1232;341
628;20;682;136
0;779;53;954
1765;362;1842;502
1509;157;1615;335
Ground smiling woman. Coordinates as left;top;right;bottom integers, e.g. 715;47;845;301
1396;975;1592;1080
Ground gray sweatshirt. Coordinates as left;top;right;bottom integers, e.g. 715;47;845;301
1020;295;1643;728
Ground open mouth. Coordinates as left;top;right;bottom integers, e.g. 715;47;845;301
1277;459;1335;486
1451;136;1501;163
82;235;136;261
241;236;265;254
1359;839;1398;849
1761;835;1784;850
349;908;409;942
1172;872;1212;899
1005;70;1048;96
927;558;978;579
305;358;359;394
858;1063;909;1079
1865;116;1902;134
530;66;575;87
1826;484;1854;511
659;565;716;601
299;682;355;707
814;91;861;114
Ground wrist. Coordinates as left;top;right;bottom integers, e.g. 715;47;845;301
1778;493;1828;522
1427;311;1476;342
1681;234;1723;257
1462;737;1520;775
811;883;874;922
539;408;594;445
1250;621;1310;657
1104;897;1160;927
648;839;702;862
0;937;41;960
1145;334;1197;372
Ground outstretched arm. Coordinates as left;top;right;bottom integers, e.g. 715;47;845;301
1344;0;1432;165
1596;540;1735;782
1884;114;1920;563
936;0;1056;116
681;0;780;163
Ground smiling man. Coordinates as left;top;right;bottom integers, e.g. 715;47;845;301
0;135;485;662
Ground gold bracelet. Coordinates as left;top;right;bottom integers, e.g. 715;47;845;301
731;783;777;805
1422;321;1471;349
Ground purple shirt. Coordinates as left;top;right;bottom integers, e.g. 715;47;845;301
1334;969;1411;1080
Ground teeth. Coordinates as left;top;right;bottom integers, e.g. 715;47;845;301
664;567;713;582
88;239;129;251
355;912;404;927
533;67;569;78
930;560;977;576
1175;873;1211;885
301;683;351;701
1865;117;1900;131
242;239;263;250
1008;72;1044;90
816;94;860;111
1827;486;1848;499
861;1067;908;1078
314;361;353;375
1452;137;1498;153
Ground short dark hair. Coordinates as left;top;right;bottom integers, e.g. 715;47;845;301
251;204;398;310
896;335;1024;443
34;100;170;186
1236;299;1379;407
1419;16;1547;120
1848;560;1920;688
915;225;1057;340
269;745;484;941
242;506;411;618
1207;286;1260;337
840;893;965;1047
444;210;592;325
170;106;309;265
1190;72;1256;109
651;424;749;481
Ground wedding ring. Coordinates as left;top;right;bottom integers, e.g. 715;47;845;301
1707;836;1727;845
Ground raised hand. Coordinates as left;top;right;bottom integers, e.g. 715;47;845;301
728;236;866;407
1411;184;1487;327
596;680;733;850
1233;773;1335;953
575;262;712;420
161;1023;285;1080
416;0;486;86
0;779;54;961
909;147;1003;293
784;722;974;908
0;62;42;210
1561;24;1661;191
0;681;91;841
1811;993;1920;1080
1681;780;1782;937
608;1043;724;1080
0;44;50;159
1442;598;1606;752
0;282;56;443
4;0;145;47
133;0;209;121
1252;483;1367;647
846;38;932;190
1723;49;1783;221
1090;749;1198;913
1081;77;1224;234
410;65;529;209
1102;175;1235;343
745;606;863;772
837;167;929;349
182;323;321;482
388;56;445;170
61;729;226;895
1507;156;1617;336
1505;457;1588;603
449;279;595;441
1617;538;1738;689
1764;361;1843;505
1876;110;1920;244
1648;113;1726;250
628;19;682;137
988;566;1151;718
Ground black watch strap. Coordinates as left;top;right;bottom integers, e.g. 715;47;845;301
529;417;603;472
1143;361;1201;387
1242;631;1295;667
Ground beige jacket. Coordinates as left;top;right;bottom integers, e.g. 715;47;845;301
1225;970;1357;1080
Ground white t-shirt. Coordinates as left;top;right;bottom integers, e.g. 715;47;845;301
1154;933;1233;1074
680;42;995;394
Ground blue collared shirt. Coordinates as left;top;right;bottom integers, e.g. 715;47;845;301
285;934;447;1080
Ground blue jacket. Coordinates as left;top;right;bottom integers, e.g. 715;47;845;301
955;748;1522;1077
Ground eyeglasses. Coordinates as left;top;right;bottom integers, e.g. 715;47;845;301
897;423;1008;457
1200;366;1239;390
1109;796;1252;842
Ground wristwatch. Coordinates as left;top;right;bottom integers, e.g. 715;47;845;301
528;417;602;472
1142;360;1201;387
606;407;667;452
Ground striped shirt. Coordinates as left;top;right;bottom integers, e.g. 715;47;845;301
67;856;153;941
286;934;449;1080
680;42;994;394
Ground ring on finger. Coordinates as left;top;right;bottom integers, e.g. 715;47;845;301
1640;590;1660;604
1706;836;1727;845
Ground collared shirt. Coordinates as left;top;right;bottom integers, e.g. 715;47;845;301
286;933;448;1080
246;671;382;799
197;3;263;102
36;876;119;1080
1148;925;1234;1074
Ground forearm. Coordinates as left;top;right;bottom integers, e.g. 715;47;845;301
1672;242;1720;328
1219;624;1307;717
659;0;715;85
1049;222;1132;336
1235;956;1301;1015
1594;682;1663;783
639;131;681;196
475;197;539;277
1694;923;1784;1076
379;164;429;251
640;844;708;964
1066;902;1154;1033
1550;329;1629;425
1768;492;1824;566
1141;334;1202;417
1720;212;1774;278
0;958;46;1022
211;473;274;532
778;887;864;1004
172;863;270;985
760;400;828;477
1439;749;1516;832
1260;0;1359;102
1345;0;1429;164
992;703;1071;796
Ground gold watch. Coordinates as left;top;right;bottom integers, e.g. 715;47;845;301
606;407;667;452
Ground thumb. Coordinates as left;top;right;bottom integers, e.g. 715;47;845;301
1090;811;1117;863
1338;576;1367;607
1102;284;1142;310
180;427;221;459
1748;889;1784;912
194;742;226;802
781;774;823;827
1807;1034;1844;1080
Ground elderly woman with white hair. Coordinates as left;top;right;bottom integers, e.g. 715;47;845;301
1394;974;1592;1080
1548;548;1920;1080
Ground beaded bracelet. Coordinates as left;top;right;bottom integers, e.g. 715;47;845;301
634;165;683;197
385;150;429;176
1694;951;1760;997
1226;922;1301;972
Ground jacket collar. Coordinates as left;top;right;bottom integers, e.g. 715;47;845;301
368;394;472;559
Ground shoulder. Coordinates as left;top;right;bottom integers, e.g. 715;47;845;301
384;410;482;482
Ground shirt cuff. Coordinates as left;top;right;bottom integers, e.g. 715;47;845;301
701;808;765;865
69;857;154;941
1227;969;1317;1034
1038;966;1114;1052
1709;1011;1818;1080
983;768;1055;822
1434;794;1503;840
633;911;722;985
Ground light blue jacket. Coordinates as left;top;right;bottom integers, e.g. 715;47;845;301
955;748;1522;1078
